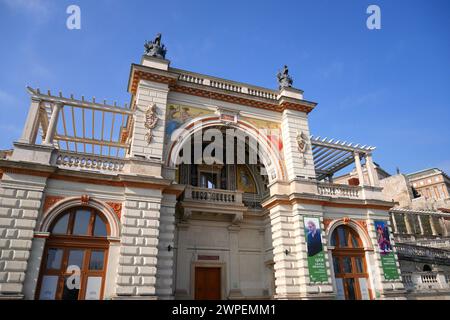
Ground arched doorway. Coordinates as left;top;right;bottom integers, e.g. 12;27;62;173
36;206;110;300
330;225;372;300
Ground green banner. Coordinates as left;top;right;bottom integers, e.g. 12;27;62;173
304;217;328;282
374;220;400;280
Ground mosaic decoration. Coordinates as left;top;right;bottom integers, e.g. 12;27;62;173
236;165;257;193
165;104;213;138
240;116;283;152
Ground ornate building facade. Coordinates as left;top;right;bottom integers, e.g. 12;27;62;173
1;35;445;300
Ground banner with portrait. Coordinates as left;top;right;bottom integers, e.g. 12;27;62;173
304;217;328;282
374;220;400;280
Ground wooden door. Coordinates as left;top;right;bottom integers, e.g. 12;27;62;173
195;267;221;300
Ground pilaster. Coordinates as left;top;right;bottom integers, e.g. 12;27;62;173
115;187;162;298
129;80;169;161
0;172;47;298
281;109;315;180
155;193;177;299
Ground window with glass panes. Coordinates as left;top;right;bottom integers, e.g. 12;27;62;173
36;207;110;300
331;225;371;300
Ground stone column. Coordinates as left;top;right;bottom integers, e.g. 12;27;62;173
365;153;379;187
390;212;398;234
18;98;42;144
354;152;365;187
43;103;63;146
228;224;242;298
115;188;162;298
429;215;438;236
155;193;177;299
439;217;448;237
0;172;47;298
404;213;413;235
417;215;424;235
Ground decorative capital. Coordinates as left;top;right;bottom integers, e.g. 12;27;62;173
277;65;293;89
144;33;167;59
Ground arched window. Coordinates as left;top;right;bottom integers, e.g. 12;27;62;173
36;207;110;300
330;225;363;249
423;264;432;272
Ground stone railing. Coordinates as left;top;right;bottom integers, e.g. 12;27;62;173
395;243;450;265
55;151;125;172
402;272;450;292
247;88;277;100
210;80;243;93
178;73;204;85
175;71;278;100
395;237;450;248
184;185;243;204
317;182;360;198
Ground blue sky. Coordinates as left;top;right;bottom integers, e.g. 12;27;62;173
0;0;449;175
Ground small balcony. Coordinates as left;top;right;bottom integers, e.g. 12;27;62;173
402;272;450;292
181;185;246;222
184;185;243;204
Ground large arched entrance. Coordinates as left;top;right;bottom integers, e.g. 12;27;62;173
330;225;372;300
36;206;110;300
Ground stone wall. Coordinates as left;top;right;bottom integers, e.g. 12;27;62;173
0;172;46;297
115;188;162;297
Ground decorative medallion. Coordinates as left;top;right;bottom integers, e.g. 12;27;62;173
144;103;159;144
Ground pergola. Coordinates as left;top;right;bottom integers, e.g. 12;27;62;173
25;87;133;158
310;135;379;186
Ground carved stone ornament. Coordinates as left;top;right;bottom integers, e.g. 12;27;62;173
144;103;159;144
276;65;293;89
81;194;90;204
343;217;351;225
144;33;167;59
296;130;308;166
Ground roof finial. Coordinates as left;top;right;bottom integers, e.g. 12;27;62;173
144;33;167;59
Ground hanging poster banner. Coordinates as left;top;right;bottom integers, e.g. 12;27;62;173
304;217;328;282
374;220;400;280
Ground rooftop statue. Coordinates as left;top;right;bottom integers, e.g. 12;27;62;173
144;33;167;59
277;65;293;89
